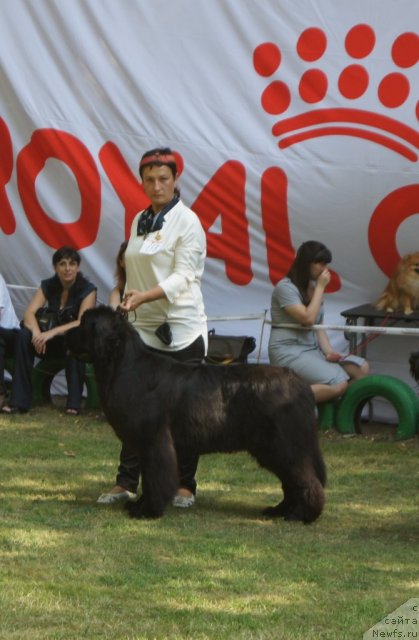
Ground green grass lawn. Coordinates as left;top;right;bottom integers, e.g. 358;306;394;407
0;406;418;640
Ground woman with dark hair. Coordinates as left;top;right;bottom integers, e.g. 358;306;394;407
109;241;128;309
2;246;97;415
269;241;369;403
97;147;207;508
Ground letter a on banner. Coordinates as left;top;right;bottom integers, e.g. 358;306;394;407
192;161;252;285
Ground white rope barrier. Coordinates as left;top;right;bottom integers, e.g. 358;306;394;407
207;313;267;322
207;313;419;337
206;311;419;347
6;284;37;291
7;284;419;340
273;323;419;336
206;315;419;364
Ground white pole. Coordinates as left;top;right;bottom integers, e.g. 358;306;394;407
273;323;419;336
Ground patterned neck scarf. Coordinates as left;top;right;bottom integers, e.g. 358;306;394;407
136;195;179;237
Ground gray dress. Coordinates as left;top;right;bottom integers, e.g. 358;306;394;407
268;278;349;385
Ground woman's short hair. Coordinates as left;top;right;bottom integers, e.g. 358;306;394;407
139;147;177;179
52;246;81;266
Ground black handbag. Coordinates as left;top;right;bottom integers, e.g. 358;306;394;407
35;306;76;332
205;329;256;365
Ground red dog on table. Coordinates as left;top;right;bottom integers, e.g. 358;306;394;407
375;252;419;315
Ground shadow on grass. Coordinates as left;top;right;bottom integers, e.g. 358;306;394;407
1;408;418;639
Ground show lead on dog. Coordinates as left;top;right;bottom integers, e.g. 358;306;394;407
97;147;207;508
268;241;369;403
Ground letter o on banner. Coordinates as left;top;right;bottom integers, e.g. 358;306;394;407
17;129;101;248
335;375;419;441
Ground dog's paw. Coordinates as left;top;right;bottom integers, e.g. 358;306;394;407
124;498;141;514
263;503;307;523
129;508;161;520
124;494;163;519
262;500;311;522
127;504;160;519
262;500;288;518
284;509;305;522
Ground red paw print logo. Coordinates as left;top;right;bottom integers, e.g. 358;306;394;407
254;25;419;161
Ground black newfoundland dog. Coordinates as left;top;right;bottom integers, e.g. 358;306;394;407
66;307;326;523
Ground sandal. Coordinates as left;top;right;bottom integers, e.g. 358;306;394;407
1;405;28;415
97;489;137;504
172;494;195;508
65;408;80;416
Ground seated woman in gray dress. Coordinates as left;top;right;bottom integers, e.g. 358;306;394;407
269;240;369;403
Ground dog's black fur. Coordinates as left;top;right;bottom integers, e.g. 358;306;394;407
409;351;419;382
67;307;326;523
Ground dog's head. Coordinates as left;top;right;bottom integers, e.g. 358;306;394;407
409;350;419;383
396;252;419;279
66;306;133;363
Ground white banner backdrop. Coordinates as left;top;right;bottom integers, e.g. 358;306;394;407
0;0;418;406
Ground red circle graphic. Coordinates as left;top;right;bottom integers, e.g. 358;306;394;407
345;24;376;58
261;81;291;114
299;69;328;103
392;32;419;68
378;73;410;108
338;65;369;99
369;185;419;277
297;28;327;62
253;42;281;77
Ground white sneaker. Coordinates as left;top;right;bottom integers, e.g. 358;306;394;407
172;494;195;508
97;490;137;505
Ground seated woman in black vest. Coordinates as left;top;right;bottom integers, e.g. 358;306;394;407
2;246;97;415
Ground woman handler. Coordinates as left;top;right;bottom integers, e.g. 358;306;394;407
97;147;207;508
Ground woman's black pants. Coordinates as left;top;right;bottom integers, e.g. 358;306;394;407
10;326;85;411
0;327;18;396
